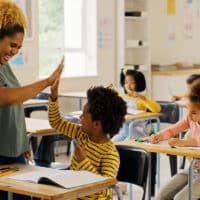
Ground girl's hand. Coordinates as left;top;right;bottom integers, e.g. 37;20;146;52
46;56;64;86
24;151;32;162
168;138;184;147
74;143;86;162
149;134;163;144
171;95;181;102
194;161;200;170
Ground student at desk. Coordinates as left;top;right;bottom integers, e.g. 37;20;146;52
49;82;127;200
150;79;200;200
112;69;161;142
0;1;64;199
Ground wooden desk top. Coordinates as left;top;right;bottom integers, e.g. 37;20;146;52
115;140;200;158
0;164;117;200
125;112;161;120
25;118;56;136
152;68;200;76
59;91;87;98
23;99;48;106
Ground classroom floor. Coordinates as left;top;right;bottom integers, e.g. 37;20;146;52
54;142;189;200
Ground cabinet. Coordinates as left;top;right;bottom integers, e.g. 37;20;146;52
117;0;151;95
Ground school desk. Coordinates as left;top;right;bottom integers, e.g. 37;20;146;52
25;118;63;166
59;91;87;110
0;163;117;200
125;112;161;144
115;140;200;200
23;99;48;107
25;118;55;136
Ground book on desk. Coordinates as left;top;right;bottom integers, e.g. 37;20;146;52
9;167;109;189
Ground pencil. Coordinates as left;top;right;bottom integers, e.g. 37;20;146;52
0;170;17;177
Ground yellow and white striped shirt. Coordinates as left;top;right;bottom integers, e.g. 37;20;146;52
48;99;120;200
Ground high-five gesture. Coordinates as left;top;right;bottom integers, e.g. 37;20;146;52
46;56;64;86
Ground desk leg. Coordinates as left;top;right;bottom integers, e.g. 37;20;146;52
8;192;13;200
153;118;161;191
147;152;151;200
188;159;196;200
79;98;83;110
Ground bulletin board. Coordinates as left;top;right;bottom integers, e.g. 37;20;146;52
151;0;200;66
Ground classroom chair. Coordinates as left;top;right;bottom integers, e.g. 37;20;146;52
156;101;180;176
114;145;150;200
24;92;49;154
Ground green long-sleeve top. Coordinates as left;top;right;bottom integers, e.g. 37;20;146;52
0;64;29;157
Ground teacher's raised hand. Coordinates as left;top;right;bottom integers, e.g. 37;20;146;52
46;56;64;86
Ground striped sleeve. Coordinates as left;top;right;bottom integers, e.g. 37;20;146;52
48;98;81;139
100;147;120;178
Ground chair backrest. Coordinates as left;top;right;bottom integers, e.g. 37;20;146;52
24;92;49;117
33;92;50;100
157;101;179;124
116;145;149;200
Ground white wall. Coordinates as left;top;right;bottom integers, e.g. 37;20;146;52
151;0;200;65
151;0;200;101
12;0;117;113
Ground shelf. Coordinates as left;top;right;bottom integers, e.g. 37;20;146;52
117;0;151;95
125;40;150;48
125;16;148;20
125;45;150;49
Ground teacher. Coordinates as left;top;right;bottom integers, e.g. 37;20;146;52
0;1;64;199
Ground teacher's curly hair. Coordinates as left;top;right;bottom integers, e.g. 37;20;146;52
0;0;27;39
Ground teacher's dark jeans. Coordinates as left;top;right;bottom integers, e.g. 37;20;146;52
0;154;39;200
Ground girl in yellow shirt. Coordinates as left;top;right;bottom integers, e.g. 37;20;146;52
112;69;161;141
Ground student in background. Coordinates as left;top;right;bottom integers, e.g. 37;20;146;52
171;74;200;102
0;1;64;199
112;69;161;141
49;81;127;200
150;79;200;200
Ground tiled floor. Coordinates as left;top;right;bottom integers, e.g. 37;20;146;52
54;143;189;200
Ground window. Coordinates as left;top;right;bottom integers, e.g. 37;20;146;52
39;0;97;78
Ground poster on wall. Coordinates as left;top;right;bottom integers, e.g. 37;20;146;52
183;1;194;39
167;24;176;47
97;17;112;49
167;0;176;15
10;49;27;68
15;0;33;40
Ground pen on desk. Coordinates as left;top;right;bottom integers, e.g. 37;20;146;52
0;167;10;171
0;170;16;177
136;138;149;143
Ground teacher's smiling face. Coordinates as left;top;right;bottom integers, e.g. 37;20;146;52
0;32;24;65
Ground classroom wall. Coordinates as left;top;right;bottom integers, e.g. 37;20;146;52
151;0;200;65
151;0;200;101
12;0;117;113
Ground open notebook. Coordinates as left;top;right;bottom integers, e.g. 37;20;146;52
9;167;109;189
